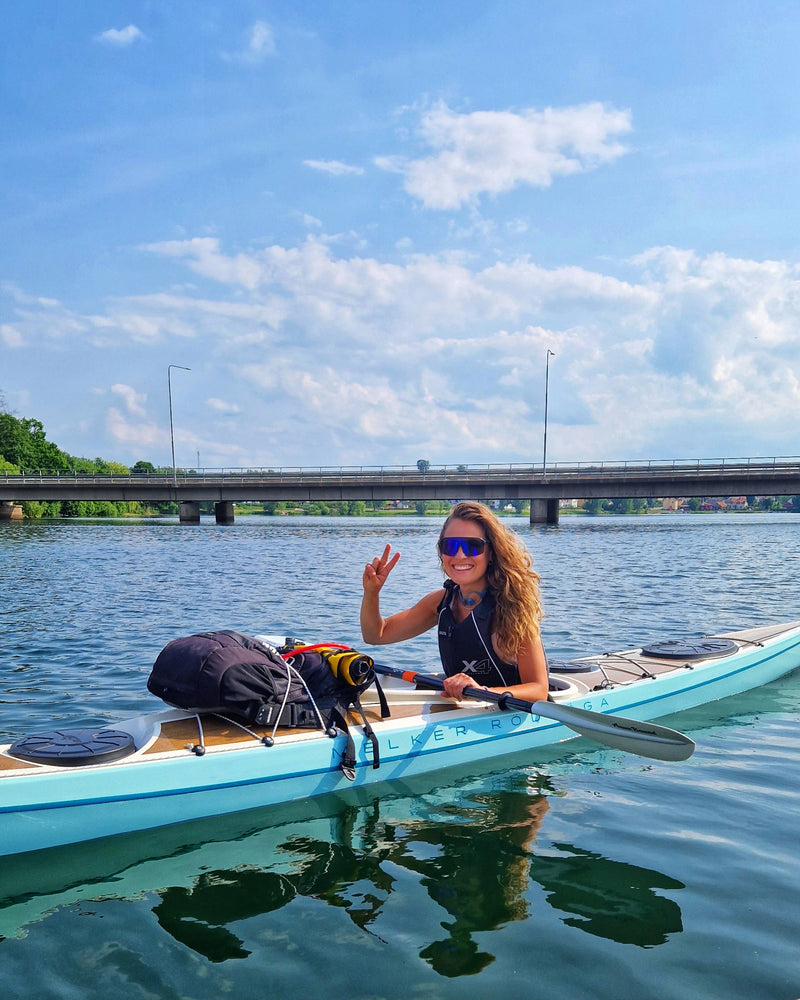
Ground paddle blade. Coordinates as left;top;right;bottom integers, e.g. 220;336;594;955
535;702;695;762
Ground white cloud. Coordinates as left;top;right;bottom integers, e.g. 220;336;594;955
1;283;92;342
103;290;288;347
140;237;646;348
106;408;164;448
634;246;800;382
376;102;632;209
1;323;23;348
142;238;263;290
207;397;240;414
10;237;800;465
303;159;365;176
111;383;147;417
95;25;146;47
248;20;276;59
222;20;276;64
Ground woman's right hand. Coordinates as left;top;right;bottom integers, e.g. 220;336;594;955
362;544;400;594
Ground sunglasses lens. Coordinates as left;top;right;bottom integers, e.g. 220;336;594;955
439;537;486;557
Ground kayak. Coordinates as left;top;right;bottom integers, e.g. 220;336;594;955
1;620;799;859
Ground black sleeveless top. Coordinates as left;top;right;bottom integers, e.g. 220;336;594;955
436;580;521;686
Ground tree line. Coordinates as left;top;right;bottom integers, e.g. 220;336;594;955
583;496;799;513
0;407;173;519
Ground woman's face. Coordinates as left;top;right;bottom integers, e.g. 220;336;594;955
439;517;491;589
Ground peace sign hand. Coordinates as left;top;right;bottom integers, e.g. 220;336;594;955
363;544;401;594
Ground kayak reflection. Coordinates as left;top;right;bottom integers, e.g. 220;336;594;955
147;787;683;974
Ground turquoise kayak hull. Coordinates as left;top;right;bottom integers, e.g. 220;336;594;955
2;620;799;858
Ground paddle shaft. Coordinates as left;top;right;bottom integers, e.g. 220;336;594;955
373;663;695;762
382;666;546;714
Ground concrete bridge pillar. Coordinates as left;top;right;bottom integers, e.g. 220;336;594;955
179;501;201;524
529;498;559;525
215;501;235;525
0;502;23;521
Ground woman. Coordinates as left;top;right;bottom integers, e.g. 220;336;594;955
360;501;549;703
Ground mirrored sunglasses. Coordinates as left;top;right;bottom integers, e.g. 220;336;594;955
438;536;488;558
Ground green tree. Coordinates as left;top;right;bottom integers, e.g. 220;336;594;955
303;502;329;515
61;501;88;517
20;501;47;519
584;498;606;515
93;501;121;517
92;458;130;474
152;502;178;516
609;498;634;514
0;415;71;471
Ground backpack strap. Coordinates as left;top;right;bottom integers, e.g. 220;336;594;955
254;700;322;729
372;677;391;719
325;693;382;780
326;704;358;781
351;694;380;770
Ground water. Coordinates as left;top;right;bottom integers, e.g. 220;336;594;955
0;513;799;999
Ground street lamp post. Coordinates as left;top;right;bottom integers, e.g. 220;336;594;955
542;349;555;478
168;364;191;487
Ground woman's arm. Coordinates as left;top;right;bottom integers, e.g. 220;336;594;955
361;589;442;645
360;544;442;645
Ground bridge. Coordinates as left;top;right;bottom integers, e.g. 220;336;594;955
2;456;799;524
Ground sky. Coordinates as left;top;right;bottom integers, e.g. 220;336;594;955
3;1;800;471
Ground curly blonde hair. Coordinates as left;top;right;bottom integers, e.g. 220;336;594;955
438;501;542;656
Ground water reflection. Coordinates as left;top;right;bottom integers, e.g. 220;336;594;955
534;844;683;946
149;788;683;974
1;783;684;976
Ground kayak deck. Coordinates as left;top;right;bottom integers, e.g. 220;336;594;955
0;698;457;773
542;622;796;693
139;701;453;757
1;622;797;774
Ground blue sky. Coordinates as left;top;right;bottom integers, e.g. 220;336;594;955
3;1;800;470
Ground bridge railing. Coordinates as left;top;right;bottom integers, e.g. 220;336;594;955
2;456;800;486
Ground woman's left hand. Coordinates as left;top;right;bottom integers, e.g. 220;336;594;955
442;672;483;700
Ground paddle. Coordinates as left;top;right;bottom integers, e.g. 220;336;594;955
373;664;695;762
